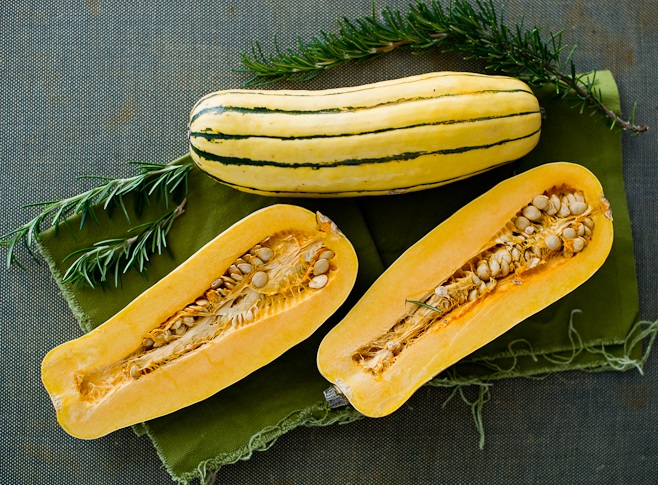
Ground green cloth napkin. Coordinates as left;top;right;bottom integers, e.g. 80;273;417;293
38;70;653;483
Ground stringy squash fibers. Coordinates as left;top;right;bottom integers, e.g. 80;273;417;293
42;204;358;439
317;162;614;417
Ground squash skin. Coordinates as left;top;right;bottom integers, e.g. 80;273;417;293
188;72;542;197
316;162;614;417
41;204;358;439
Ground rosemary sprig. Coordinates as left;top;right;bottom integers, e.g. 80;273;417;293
240;0;648;134
61;198;187;288
406;299;442;313
0;161;194;269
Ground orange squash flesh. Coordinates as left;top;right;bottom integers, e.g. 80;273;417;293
42;204;358;439
317;162;614;418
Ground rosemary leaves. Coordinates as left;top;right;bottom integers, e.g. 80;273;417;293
240;0;648;134
0;161;193;287
61;198;187;288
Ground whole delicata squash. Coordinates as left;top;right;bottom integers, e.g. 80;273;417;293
188;72;542;197
317;163;614;417
42;204;358;439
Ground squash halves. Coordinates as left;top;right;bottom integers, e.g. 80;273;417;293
317;162;614;417
42;204;358;439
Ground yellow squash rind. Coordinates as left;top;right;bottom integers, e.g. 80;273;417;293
188;72;542;197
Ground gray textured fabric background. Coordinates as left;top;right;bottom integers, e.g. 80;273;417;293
1;1;656;483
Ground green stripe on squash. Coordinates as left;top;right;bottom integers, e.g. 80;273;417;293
188;72;542;198
198;159;517;197
191;111;539;142
188;88;533;123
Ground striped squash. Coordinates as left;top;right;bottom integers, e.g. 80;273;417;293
188;72;542;197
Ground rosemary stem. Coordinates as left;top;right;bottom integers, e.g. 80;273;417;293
546;65;649;133
371;32;447;53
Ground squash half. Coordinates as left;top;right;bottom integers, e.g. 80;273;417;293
317;162;613;417
42;204;358;439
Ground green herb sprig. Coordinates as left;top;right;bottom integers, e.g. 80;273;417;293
406;299;443;313
0;161;193;282
61;198;187;288
240;0;648;134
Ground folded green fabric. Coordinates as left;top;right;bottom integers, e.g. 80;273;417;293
37;70;655;483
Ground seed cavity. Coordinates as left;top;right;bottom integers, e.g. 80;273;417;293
352;185;598;377
78;227;337;401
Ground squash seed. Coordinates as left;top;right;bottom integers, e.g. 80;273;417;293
562;227;577;239
313;259;330;276
545;234;562;250
489;259;500;277
514;216;531;231
319;250;335;260
251;271;268;288
256;247;273;262
569;201;587;215
572;238;586;252
309;274;328;289
532;195;549;211
476;262;491;281
237;263;253;274
522;205;542;222
550;194;561;211
494;248;512;264
500;259;510;277
558;204;571;218
129;365;141;379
